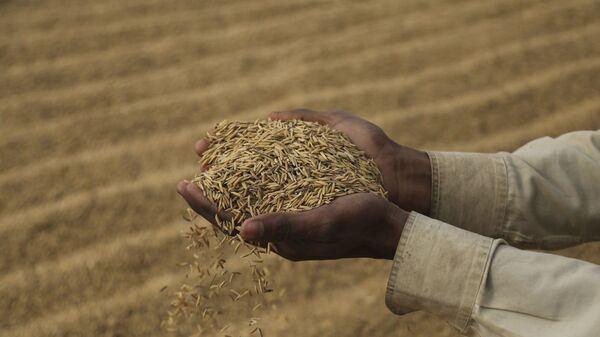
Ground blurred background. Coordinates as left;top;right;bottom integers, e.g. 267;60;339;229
1;0;600;336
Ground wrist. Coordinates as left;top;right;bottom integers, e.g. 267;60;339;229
370;202;409;260
385;142;431;215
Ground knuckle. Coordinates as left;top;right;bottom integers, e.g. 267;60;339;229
292;108;314;113
330;110;350;117
318;222;335;239
288;108;311;118
272;214;292;239
317;215;337;239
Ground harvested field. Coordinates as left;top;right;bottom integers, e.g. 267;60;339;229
1;0;599;336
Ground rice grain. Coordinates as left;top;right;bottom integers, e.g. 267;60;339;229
165;119;387;336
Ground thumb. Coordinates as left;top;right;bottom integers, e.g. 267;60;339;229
240;211;323;242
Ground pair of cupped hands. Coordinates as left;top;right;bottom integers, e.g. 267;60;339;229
177;110;431;261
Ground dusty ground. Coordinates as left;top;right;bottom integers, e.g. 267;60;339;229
1;0;600;336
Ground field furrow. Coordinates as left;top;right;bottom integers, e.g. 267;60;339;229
1;0;597;173
0;0;511;97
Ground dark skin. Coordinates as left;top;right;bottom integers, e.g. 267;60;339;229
177;109;431;260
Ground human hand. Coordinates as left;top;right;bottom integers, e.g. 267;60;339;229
239;193;408;260
177;109;427;260
178;178;408;260
270;109;431;214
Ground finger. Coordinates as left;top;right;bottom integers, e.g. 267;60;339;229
240;207;331;242
177;180;233;226
271;241;333;261
271;241;371;261
268;242;304;261
195;139;212;171
195;139;210;157
177;181;218;224
269;109;347;126
177;181;216;216
176;180;190;196
184;181;219;214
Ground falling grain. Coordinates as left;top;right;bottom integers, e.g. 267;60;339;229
166;119;387;336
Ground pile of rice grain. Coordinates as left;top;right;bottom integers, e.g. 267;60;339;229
165;119;386;336
194;119;387;234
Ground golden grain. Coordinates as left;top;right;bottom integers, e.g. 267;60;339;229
167;119;386;336
193;119;386;236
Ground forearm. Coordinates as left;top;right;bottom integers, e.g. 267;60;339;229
426;130;600;249
385;212;493;331
386;213;600;337
428;151;507;239
473;244;600;337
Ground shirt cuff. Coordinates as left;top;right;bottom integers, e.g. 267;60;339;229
385;212;495;333
428;151;509;238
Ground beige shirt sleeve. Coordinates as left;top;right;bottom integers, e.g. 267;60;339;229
386;130;600;336
428;130;600;249
386;213;600;337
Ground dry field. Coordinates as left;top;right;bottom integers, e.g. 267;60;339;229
1;0;600;336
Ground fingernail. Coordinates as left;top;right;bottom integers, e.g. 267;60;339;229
241;220;263;240
177;181;189;195
186;182;198;193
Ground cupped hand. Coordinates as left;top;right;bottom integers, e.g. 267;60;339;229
270;109;431;214
178;179;407;260
177;109;429;260
239;193;408;260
